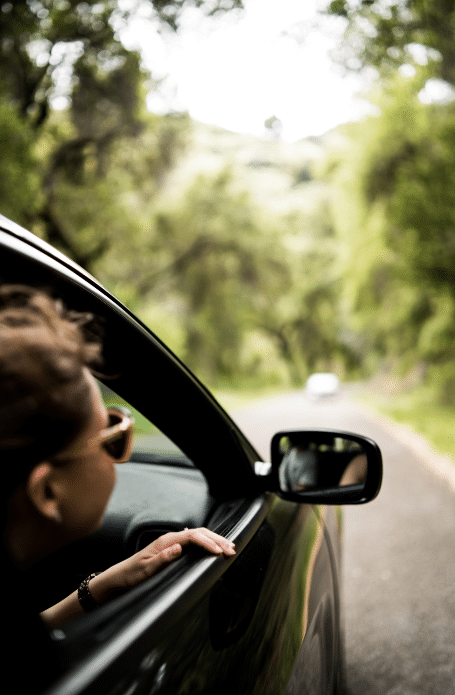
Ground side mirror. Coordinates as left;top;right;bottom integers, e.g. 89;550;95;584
264;430;382;504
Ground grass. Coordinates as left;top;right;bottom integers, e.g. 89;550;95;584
356;385;455;465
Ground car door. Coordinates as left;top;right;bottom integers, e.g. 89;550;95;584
42;505;335;695
1;226;341;695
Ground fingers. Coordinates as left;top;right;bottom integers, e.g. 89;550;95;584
176;528;236;557
140;529;233;578
148;528;236;557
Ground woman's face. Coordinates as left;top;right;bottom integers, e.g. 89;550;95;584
53;370;118;539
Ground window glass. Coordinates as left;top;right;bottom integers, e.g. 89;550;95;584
98;381;193;465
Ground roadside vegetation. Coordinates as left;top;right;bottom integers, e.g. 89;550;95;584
356;382;455;465
2;1;455;460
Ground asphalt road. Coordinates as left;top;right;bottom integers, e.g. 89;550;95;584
230;390;455;695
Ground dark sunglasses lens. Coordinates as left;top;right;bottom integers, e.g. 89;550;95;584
108;412;122;427
103;412;131;461
103;433;128;460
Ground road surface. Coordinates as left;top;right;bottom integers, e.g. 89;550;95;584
229;390;455;695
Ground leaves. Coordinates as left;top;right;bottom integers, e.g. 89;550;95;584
325;0;455;85
325;66;455;399
0;97;41;224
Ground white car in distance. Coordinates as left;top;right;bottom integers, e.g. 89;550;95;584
305;373;340;399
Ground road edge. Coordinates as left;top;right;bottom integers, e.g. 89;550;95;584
358;401;455;493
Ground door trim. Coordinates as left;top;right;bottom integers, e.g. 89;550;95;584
46;494;274;695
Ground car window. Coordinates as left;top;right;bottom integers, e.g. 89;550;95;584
98;380;194;467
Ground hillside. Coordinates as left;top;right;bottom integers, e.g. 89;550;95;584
163;119;342;216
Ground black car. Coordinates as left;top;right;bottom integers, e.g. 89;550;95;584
0;213;382;695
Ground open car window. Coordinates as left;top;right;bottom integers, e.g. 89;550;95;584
26;378;213;629
99;381;195;468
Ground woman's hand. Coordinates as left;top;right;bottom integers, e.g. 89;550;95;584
89;528;236;604
41;529;235;627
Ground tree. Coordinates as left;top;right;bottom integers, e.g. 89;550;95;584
125;168;281;382
0;1;243;127
0;99;40;225
38;108;190;270
121;166;359;387
326;0;455;86
0;0;243;267
327;74;455;401
264;116;283;140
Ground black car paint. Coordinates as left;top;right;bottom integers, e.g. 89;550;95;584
1;215;354;694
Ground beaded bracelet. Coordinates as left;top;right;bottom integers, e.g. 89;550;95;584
78;573;101;611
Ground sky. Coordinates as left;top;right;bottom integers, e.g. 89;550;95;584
119;0;374;142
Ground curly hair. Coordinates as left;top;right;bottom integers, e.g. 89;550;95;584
0;285;103;490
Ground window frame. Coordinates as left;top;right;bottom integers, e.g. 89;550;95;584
0;228;262;499
1;226;272;694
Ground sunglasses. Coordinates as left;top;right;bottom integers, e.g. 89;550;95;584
91;407;135;462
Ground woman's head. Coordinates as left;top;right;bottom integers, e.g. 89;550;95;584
0;285;119;565
0;285;102;488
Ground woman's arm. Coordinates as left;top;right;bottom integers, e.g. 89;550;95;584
40;528;235;628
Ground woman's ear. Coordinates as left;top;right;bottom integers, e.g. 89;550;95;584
26;463;62;523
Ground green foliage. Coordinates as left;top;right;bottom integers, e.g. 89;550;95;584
24;109;189;271
0;1;243;125
0;98;40;223
104;166;355;388
0;0;363;389
134;168;287;382
0;1;123;127
326;0;455;85
359;383;455;461
0;0;243;269
327;71;455;401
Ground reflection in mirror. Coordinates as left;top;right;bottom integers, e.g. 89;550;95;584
277;435;368;494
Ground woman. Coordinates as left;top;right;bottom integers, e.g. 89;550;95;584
1;285;235;629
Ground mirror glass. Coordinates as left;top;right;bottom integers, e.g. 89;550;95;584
277;434;368;493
